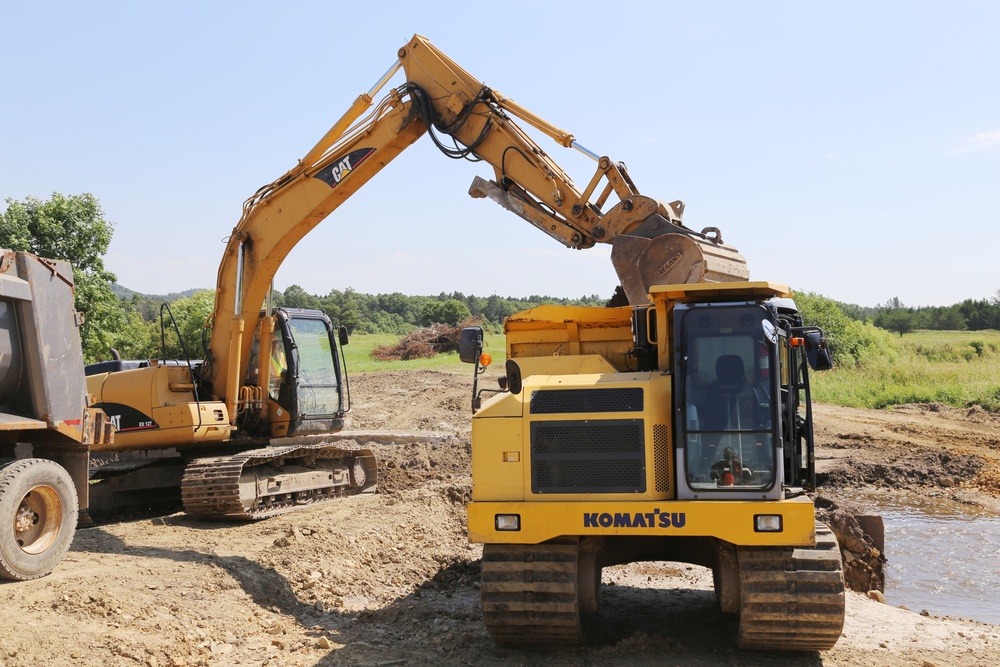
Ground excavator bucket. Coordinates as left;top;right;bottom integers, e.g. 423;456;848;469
611;232;750;305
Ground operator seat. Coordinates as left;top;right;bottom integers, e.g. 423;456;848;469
701;355;756;432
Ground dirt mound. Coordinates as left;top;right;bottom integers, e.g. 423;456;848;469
0;374;998;666
815;495;886;594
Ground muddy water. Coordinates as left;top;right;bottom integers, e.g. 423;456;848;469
854;490;1000;624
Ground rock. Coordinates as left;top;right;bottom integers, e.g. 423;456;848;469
209;643;233;655
273;537;291;548
317;637;332;649
868;590;886;603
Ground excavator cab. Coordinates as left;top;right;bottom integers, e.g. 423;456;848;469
674;297;829;499
245;308;349;438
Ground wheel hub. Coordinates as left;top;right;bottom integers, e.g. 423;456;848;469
13;486;62;555
14;504;37;534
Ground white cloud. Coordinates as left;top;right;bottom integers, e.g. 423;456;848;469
949;130;1000;154
973;130;1000;147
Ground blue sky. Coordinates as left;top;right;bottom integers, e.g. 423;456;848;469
2;2;997;308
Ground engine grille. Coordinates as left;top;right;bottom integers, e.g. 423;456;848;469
531;419;645;494
653;424;671;493
530;387;644;414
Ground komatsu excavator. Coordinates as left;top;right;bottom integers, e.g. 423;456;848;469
85;34;749;521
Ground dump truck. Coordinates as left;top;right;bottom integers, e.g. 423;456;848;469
0;249;113;580
461;281;844;651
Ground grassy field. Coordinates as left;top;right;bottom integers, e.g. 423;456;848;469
346;329;1000;412
342;331;507;374
811;329;1000;411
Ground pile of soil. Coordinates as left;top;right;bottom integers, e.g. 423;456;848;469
0;370;998;667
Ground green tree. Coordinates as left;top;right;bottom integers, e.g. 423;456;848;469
875;309;916;337
338;289;362;333
153;290;215;359
113;306;157;360
483;294;520;324
420;299;471;326
282;284;321;310
794;291;895;366
0;192;125;362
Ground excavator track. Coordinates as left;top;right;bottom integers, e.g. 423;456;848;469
480;541;584;649
735;522;846;650
180;443;376;520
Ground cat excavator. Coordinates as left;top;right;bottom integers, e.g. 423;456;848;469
86;34;750;522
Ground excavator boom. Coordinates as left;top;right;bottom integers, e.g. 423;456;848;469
203;34;748;407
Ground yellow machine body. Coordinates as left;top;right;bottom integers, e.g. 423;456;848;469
86;364;232;452
465;282;845;651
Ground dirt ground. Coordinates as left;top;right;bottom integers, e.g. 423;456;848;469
2;369;999;667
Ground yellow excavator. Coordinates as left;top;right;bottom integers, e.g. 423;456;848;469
86;34;749;521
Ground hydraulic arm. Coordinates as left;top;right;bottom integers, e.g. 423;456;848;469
199;34;749;410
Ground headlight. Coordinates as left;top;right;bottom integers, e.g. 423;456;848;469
495;514;520;531
754;514;783;532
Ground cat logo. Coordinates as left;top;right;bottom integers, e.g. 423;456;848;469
314;148;376;188
92;402;158;432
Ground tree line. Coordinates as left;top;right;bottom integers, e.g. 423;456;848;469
119;286;606;363
859;296;1000;337
3;193;997;365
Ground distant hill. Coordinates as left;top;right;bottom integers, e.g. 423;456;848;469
111;284;208;302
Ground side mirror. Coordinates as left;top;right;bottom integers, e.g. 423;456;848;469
459;326;484;364
338;326;350;346
804;330;833;371
505;359;522;395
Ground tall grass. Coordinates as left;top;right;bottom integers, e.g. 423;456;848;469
811;330;1000;411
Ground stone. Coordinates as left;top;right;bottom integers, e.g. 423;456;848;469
868;590;886;603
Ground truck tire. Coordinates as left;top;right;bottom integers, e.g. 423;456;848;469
0;459;78;581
